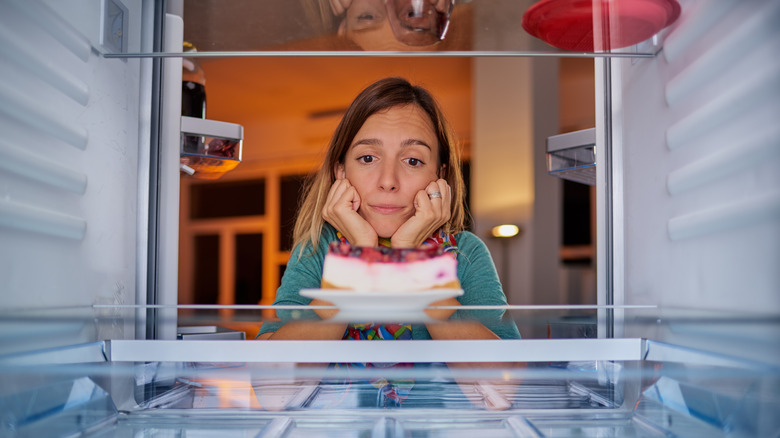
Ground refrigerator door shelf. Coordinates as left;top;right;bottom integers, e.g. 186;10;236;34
180;116;244;180
546;128;596;186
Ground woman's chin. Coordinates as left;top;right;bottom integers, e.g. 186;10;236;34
370;224;402;241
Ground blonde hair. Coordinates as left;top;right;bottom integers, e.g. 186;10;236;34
292;77;466;256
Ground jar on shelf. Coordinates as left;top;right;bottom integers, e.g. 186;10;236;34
182;41;206;118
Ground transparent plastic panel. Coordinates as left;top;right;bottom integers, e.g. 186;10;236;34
1;356;776;436
547;146;596;185
1;305;778;436
0;376;118;437
180;133;242;179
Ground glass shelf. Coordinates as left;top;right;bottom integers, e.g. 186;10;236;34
0;305;777;436
103;0;665;59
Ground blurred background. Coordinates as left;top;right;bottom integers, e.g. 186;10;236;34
175;1;598;338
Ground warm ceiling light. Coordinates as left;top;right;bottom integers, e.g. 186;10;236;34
491;224;520;238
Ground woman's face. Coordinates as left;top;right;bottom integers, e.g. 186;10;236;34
338;104;441;238
339;0;443;51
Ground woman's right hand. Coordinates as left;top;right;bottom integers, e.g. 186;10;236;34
322;169;378;247
328;0;352;16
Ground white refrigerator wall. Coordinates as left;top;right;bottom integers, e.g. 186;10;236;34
609;0;780;358
0;0;149;346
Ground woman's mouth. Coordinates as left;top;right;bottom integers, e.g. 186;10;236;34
369;204;405;215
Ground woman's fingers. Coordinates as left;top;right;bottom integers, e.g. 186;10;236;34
325;176;359;212
322;177;377;247
423;179;451;222
412;178;451;230
329;0;351;16
435;178;451;222
394;190;443;247
324;177;344;204
391;179;452;248
432;0;452;13
341;183;361;212
323;179;355;221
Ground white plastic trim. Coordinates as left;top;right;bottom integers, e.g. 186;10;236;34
0;24;90;105
7;0;92;62
663;0;739;63
665;1;780;107
0;198;86;240
0;138;88;194
666;60;780;150
152;13;184;340
180;116;243;140
107;339;645;363
668;190;780;240
0;81;89;150
667;124;780;195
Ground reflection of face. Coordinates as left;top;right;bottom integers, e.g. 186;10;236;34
339;105;440;238
386;0;449;46
339;0;448;50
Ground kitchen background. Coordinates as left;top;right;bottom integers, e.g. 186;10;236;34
175;1;598;339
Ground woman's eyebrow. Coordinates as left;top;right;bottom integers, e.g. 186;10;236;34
352;138;382;147
352;138;432;150
401;139;432;150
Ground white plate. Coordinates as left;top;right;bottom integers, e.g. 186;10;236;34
299;288;464;322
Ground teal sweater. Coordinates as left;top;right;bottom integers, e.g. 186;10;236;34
258;224;520;339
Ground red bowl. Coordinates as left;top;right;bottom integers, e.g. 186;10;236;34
521;0;681;51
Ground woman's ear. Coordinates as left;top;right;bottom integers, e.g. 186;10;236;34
438;164;447;179
334;163;346;179
337;19;347;37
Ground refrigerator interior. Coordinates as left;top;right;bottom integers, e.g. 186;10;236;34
0;0;778;436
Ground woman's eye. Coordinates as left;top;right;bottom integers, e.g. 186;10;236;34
405;158;424;167
353;13;379;29
358;155;374;164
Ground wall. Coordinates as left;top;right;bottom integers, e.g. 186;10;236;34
470;0;562;312
472;57;562;312
558;58;597;306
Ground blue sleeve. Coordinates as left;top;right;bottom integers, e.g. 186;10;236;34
257;225;338;336
450;231;521;339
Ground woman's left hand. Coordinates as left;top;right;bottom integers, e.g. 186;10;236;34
390;179;451;248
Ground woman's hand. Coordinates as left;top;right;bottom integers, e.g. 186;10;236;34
322;169;378;247
424;296;458;320
391;178;451;248
328;0;352;16
432;0;453;13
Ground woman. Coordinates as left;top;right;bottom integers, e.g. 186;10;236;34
334;0;454;50
257;77;519;341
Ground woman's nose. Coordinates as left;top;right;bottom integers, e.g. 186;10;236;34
378;161;399;191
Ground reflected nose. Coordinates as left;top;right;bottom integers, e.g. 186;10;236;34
378;161;399;192
385;0;452;46
397;0;436;30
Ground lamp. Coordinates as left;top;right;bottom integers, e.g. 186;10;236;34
490;224;523;293
491;224;520;238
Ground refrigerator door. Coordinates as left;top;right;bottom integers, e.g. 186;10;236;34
0;0;152;343
597;0;780;363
